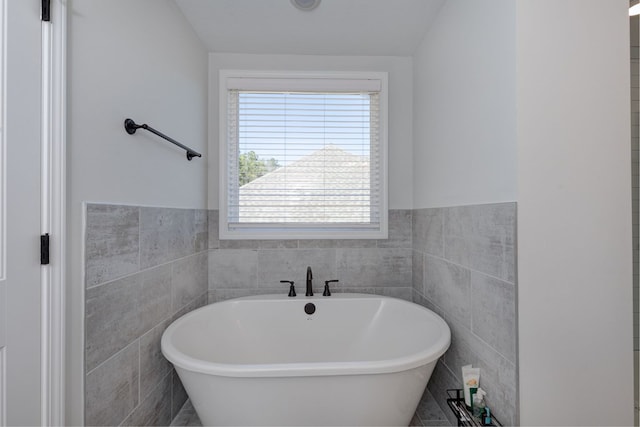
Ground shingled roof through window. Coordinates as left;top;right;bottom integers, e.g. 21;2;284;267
238;145;372;223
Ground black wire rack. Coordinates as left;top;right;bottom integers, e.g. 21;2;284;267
446;389;502;427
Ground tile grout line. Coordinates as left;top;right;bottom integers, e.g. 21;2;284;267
414;284;516;367
136;338;141;419
86;290;208;378
86;248;210;292
137;206;142;290
441;207;446;262
444;308;518;368
420;251;515;287
85;335;138;377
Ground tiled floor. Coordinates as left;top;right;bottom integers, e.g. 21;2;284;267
412;389;451;427
171;389;450;427
170;400;201;426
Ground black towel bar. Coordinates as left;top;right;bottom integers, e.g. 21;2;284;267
124;118;202;161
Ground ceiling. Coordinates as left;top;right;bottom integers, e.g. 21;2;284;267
174;0;447;56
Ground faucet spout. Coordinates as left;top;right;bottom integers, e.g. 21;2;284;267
306;266;313;297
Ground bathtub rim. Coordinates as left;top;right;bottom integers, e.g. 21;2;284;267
161;293;451;378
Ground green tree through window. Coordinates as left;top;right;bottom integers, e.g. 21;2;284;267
238;151;280;186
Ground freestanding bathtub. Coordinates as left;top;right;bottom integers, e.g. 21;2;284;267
161;293;450;426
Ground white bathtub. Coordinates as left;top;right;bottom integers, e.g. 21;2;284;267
161;294;451;426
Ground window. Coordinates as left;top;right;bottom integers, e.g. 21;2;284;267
219;70;388;239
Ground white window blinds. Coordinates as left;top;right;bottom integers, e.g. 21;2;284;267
221;72;387;239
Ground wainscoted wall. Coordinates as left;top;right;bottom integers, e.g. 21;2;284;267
84;204;209;426
207;210;414;301
412;203;518;426
83;203;516;426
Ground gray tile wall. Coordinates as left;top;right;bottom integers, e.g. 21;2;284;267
84;204;208;426
207;209;414;302
84;203;517;426
412;203;518;426
208;205;517;425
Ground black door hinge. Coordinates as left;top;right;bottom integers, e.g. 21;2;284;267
42;0;50;22
41;233;50;265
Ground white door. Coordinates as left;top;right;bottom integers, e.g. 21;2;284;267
0;0;45;425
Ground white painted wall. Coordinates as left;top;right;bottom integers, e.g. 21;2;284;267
516;0;634;424
65;1;208;424
208;53;413;210
412;0;517;209
413;0;633;423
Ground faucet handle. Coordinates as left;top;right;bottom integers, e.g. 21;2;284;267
323;280;339;296
280;280;296;297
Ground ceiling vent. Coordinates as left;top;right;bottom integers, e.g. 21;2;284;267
290;0;321;12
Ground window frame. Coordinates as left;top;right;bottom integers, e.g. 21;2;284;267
218;69;388;240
